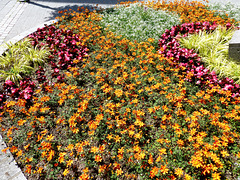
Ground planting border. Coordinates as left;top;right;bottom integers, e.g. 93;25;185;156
0;20;57;55
0;19;57;180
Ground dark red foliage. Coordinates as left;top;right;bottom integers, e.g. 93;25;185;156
0;25;88;109
158;21;240;97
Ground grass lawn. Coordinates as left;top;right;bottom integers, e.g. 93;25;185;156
0;0;240;179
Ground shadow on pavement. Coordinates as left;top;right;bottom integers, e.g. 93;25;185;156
29;0;134;21
32;0;133;4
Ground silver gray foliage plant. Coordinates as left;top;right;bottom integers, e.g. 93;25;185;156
99;3;181;43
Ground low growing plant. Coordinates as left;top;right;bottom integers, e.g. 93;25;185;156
99;2;180;46
158;21;240;97
206;2;240;26
1;2;240;180
0;38;50;83
0;7;240;180
142;0;237;26
179;26;240;84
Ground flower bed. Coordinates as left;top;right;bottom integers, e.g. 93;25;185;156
0;1;240;179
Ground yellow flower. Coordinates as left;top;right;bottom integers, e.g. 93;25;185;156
91;146;99;154
148;154;153;164
17;119;26;126
116;168;123;176
175;168;183;177
118;147;124;154
95;155;102;162
212;172;221;180
159;148;166;155
63;168;69;176
66;160;73;167
115;89;123;97
115;135;121;143
46;134;54;141
184;174;192;180
99;165;107;173
220;150;229;157
160;165;168;174
148;107;154;114
37;167;43;173
47;150;55;161
40;107;50;113
40;96;50;102
149;166;158;178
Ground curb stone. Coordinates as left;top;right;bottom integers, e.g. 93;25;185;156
0;135;27;180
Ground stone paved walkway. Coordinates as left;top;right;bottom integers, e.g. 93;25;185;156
0;1;27;45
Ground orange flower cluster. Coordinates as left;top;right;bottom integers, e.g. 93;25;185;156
1;4;240;180
122;0;236;25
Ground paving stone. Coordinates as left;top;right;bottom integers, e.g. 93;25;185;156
229;30;240;62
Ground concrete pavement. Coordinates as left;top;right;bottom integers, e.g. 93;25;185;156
0;0;240;179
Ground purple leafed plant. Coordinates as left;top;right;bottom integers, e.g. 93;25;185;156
0;25;88;110
158;21;240;98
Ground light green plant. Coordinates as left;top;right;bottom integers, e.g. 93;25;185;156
179;26;240;84
99;2;180;46
0;38;50;83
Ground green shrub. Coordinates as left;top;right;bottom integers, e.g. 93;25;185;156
0;38;50;83
179;26;240;84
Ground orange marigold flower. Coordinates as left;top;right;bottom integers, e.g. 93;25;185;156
177;139;184;146
91;146;99;154
115;135;121;143
150;166;159;178
115;89;123;97
46;134;54;141
159;148;167;155
95;114;103;122
63;168;69;176
162;105;168;112
40;96;50;102
95;155;102;162
160;165;168;174
25;164;32;174
66;159;73;167
10;146;18;153
118;147;124;154
116;168;123;176
47;150;55;161
16;150;22;157
24;144;30;150
67;144;74;151
175;168;183;177
237;151;240;158
2;147;9;153
148;107;154;114
79;173;89;180
220;150;229;157
212;172;221;180
37;167;43;174
184;174;192;180
99;165;107;173
131;98;138;104
148;154;153;164
17;119;26;126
